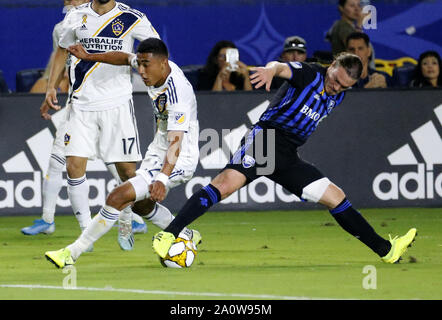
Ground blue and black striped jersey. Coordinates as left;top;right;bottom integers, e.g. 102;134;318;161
259;61;345;146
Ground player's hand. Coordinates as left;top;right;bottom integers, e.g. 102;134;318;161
45;88;61;111
249;66;275;91
40;100;52;120
67;43;89;60
149;181;167;202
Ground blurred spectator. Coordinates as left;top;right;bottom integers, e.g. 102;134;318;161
279;36;307;63
346;32;391;88
326;0;375;69
196;40;252;91
30;0;88;93
326;0;365;55
270;36;308;90
409;51;442;88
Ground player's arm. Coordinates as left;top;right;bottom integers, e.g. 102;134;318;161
40;65;67;120
249;61;292;91
67;43;133;66
149;131;185;202
45;46;68;110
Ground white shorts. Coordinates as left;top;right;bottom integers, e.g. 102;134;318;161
64;100;142;163
51;106;70;158
130;153;195;202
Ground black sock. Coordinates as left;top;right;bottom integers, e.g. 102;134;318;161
329;199;391;257
165;184;221;237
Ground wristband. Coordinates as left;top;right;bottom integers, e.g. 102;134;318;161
155;172;169;186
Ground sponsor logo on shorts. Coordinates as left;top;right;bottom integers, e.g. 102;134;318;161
242;154;256;168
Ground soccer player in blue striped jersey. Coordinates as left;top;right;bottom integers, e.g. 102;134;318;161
153;53;417;264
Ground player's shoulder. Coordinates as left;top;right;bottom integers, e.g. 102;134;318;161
168;62;196;98
64;2;90;20
116;2;146;19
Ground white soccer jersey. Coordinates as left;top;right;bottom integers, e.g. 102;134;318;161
134;59;200;171
59;2;159;111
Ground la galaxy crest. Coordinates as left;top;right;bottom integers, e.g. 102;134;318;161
64;133;71;146
156;93;167;113
112;19;124;36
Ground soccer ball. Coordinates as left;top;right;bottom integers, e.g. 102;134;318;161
159;237;197;268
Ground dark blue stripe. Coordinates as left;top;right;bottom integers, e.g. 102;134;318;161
51;154;66;165
276;73;321;124
262;87;295;121
302;102;326;137
96;12;139;38
203;185;219;204
67;177;86;186
329;200;352;215
170;78;178;104
100;208;119;220
72;60;98;92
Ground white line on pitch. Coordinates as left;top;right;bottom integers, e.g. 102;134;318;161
0;284;340;300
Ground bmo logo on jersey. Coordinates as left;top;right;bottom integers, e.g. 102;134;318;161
300;105;321;121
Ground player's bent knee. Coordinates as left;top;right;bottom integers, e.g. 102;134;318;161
301;177;331;203
211;169;246;200
106;183;135;210
129;174;151;202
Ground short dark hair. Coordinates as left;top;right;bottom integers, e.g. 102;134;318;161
339;0;347;7
335;52;363;80
346;32;370;48
136;38;169;58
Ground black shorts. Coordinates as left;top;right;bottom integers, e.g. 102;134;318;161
224;123;325;199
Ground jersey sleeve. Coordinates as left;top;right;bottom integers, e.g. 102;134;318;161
166;80;192;132
58;11;78;49
286;61;317;88
131;15;160;41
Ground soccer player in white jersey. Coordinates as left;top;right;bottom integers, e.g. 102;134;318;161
45;38;201;267
44;0;158;244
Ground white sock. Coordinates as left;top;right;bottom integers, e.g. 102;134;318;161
67;174;91;230
67;205;120;260
42;154;65;224
144;203;190;234
119;206;132;223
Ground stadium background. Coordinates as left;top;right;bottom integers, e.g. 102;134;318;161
0;0;442;91
0;0;441;216
0;0;441;302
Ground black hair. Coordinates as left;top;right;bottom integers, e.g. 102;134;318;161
335;52;363;80
339;0;347;6
203;40;237;79
136;38;169;58
346;32;370;48
411;50;442;87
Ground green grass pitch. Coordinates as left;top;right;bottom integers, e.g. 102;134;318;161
0;208;441;300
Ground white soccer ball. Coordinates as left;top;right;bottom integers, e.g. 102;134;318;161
159;237;197;268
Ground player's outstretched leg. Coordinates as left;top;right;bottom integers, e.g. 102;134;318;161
21;154;64;235
317;181;417;263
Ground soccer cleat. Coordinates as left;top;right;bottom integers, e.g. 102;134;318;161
21;219;55;235
152;231;176;258
381;228;417;264
191;229;202;246
45;248;75;269
132;221;148;234
118;219;134;251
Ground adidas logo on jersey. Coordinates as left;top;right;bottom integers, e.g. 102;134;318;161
372;104;442;200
